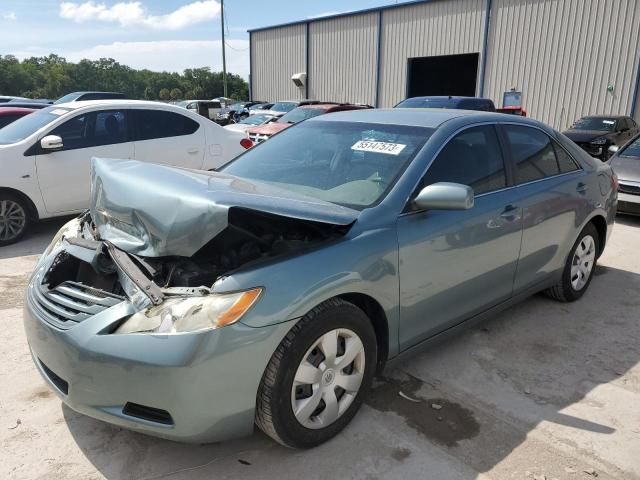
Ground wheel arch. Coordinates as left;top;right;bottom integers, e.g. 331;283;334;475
0;187;39;220
588;214;607;258
336;293;389;373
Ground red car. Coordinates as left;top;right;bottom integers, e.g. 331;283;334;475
0;107;36;129
248;103;372;143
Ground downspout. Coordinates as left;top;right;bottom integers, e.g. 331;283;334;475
374;10;383;107
631;53;640;119
478;0;492;97
248;31;253;101
305;22;310;99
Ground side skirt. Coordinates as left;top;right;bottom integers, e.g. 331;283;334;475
384;276;558;371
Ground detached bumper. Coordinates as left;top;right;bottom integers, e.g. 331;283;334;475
24;290;293;443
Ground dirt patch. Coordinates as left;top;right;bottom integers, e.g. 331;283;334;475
390;447;412;461
26;386;54;401
0;273;31;310
366;374;480;447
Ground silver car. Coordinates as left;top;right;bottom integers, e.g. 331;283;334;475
24;109;617;448
608;134;640;215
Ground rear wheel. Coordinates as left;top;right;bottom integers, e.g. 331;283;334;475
0;194;30;246
545;223;599;302
256;298;376;448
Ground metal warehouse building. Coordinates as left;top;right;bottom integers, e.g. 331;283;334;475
248;0;640;129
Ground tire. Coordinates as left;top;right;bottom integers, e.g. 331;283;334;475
0;193;31;247
256;298;377;449
545;223;599;302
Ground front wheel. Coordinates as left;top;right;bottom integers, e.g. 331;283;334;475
0;195;31;246
256;298;377;448
545;223;599;302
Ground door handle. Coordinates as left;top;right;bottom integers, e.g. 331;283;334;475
187;148;200;154
499;204;520;222
576;182;588;193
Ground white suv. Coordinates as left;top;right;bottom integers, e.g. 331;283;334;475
0;100;248;245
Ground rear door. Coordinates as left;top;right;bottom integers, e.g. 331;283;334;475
499;123;586;293
132;109;204;169
35;109;133;213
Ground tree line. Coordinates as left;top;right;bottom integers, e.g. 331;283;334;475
0;54;249;101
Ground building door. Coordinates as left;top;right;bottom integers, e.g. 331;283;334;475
407;53;480;98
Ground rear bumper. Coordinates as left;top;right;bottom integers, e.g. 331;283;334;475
24;287;294;443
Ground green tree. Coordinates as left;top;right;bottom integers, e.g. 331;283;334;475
158;88;171;101
170;88;183;101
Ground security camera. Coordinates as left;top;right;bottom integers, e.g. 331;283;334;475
291;72;306;88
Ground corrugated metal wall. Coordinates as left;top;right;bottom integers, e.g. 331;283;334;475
250;24;306;101
378;0;486;107
308;13;378;105
485;0;640;129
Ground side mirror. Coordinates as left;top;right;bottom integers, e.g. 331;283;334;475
414;182;474;211
41;135;63;151
608;145;619;154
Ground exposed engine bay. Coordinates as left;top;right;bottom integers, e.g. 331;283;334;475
47;207;350;299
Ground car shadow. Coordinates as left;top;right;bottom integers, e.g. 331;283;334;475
60;263;640;479
0;217;73;260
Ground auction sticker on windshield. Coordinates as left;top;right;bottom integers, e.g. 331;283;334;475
351;140;407;155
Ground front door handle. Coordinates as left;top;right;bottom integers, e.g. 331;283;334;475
187;148;200;154
500;204;520;221
576;182;588;193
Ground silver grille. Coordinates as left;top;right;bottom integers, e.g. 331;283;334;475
29;278;124;329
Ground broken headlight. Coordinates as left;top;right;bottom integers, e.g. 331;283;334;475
42;217;82;258
114;288;262;334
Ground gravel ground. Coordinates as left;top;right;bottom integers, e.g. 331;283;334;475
1;215;639;480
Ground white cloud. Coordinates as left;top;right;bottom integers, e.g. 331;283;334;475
59;1;220;30
61;39;250;78
3;11;17;21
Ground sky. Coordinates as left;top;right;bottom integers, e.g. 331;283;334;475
0;0;396;78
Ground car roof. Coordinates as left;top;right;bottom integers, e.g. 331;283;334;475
52;99;186;110
311;108;541;129
405;96;491;101
580;115;626;119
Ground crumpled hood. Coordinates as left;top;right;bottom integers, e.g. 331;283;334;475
610;154;640;181
562;129;610;143
90;158;359;257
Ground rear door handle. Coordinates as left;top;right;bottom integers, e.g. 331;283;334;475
187;148;200;154
500;204;520;221
576;182;588;193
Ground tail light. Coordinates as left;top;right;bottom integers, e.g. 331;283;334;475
611;172;619;191
240;138;254;150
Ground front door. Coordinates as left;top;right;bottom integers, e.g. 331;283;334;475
397;124;523;350
36;109;133;213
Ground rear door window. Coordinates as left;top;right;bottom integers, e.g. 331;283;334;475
134;110;200;141
504;125;566;184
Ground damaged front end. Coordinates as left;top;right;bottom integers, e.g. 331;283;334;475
31;158;357;334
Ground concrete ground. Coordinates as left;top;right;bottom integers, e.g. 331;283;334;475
1;216;639;480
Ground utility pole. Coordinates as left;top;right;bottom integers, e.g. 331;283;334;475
220;0;228;98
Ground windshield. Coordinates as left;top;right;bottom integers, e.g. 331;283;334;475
573;117;616;131
54;93;80;104
271;102;297;113
229;103;245;110
0;106;71;145
396;98;458;109
620;136;640;158
278;107;325;124
240;114;273;125
220;120;433;209
176;100;191;107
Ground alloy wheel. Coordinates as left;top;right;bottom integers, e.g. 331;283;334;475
291;328;365;429
571;234;596;291
0;200;27;242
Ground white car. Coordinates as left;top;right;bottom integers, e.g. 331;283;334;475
223;113;277;134
0;100;249;245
